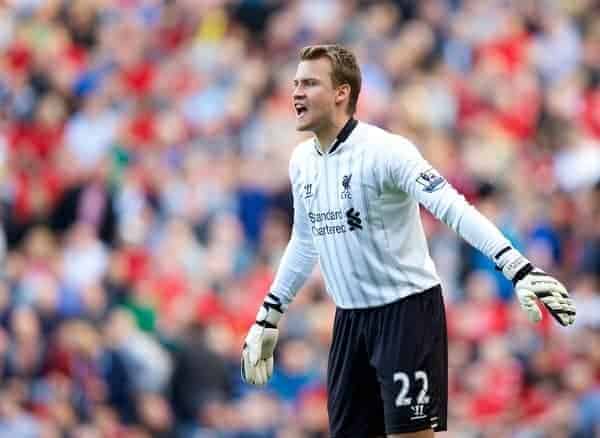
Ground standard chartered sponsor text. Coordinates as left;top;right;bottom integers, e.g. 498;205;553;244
308;209;347;236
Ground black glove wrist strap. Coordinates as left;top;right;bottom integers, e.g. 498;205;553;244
512;263;534;286
255;293;284;328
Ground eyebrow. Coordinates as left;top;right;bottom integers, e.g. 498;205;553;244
293;77;321;85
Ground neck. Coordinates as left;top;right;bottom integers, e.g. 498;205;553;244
315;114;352;153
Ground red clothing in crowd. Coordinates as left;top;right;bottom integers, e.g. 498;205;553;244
582;88;600;139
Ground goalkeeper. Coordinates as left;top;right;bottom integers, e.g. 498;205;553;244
242;44;576;438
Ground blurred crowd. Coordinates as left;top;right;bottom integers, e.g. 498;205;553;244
0;0;599;437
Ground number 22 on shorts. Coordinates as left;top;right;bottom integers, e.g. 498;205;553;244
393;370;430;407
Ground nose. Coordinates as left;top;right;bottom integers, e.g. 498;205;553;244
293;83;305;99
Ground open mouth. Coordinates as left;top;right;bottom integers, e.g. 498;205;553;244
294;103;308;119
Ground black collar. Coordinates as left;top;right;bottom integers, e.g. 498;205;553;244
314;117;358;156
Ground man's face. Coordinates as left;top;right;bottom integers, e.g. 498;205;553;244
292;58;338;132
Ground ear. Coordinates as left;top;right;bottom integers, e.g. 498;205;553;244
335;83;351;106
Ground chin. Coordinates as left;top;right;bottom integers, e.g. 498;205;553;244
295;119;313;132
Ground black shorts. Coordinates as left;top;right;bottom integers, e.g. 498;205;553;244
327;285;448;437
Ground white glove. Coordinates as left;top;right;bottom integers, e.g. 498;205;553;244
241;294;284;385
514;268;576;326
496;247;576;326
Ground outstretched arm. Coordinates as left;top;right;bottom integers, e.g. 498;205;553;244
386;139;576;326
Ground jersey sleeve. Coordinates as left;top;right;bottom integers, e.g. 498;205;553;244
268;152;319;307
382;137;512;260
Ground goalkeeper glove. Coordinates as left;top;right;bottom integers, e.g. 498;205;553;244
495;247;576;326
241;293;284;385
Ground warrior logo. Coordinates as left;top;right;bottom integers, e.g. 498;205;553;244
304;183;313;199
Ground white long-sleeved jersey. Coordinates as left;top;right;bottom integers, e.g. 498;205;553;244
270;119;513;309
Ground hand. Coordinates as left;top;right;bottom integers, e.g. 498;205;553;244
514;267;576;326
495;247;576;327
241;323;279;385
241;294;284;385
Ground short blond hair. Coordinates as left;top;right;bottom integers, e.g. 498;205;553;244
300;44;361;115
